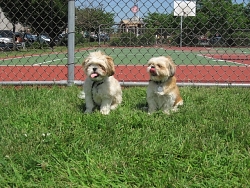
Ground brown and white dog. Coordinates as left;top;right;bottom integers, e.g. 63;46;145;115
146;56;183;114
82;51;122;115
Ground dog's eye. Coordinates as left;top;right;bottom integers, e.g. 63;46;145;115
100;65;105;70
157;64;162;68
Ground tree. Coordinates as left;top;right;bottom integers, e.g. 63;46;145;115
193;0;248;35
244;2;250;25
143;13;179;37
75;7;115;34
184;0;249;46
142;0;249;46
0;0;68;47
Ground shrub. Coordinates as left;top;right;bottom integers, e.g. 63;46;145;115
228;31;250;47
109;38;121;46
118;32;138;46
137;33;156;46
75;33;87;44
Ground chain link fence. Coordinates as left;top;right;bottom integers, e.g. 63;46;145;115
0;0;249;86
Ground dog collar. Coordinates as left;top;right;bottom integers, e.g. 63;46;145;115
149;80;163;84
149;75;174;84
91;81;104;89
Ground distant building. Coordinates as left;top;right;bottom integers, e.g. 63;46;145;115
0;7;24;31
120;16;145;35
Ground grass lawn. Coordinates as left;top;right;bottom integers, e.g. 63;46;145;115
0;86;250;187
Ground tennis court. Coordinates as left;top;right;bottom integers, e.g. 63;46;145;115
1;46;250;84
1;47;250;66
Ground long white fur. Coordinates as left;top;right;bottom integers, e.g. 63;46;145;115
82;51;122;115
146;56;183;114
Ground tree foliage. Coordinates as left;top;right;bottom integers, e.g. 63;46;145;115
143;0;249;38
194;0;248;34
75;7;115;33
143;13;179;37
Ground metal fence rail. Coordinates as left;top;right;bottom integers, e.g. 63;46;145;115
0;0;249;86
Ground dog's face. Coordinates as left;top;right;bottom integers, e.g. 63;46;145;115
82;51;115;81
147;56;176;82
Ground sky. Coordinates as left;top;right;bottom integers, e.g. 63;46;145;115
76;0;248;23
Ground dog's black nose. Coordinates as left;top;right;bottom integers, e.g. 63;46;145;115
151;66;155;68
93;68;97;72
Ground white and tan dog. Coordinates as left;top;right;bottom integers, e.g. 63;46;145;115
146;56;183;114
82;51;122;115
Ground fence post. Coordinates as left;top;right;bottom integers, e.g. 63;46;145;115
67;0;75;86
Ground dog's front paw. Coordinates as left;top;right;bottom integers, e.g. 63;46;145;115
78;91;85;99
100;108;110;115
163;110;171;115
148;106;156;115
100;105;111;115
147;109;155;115
84;109;92;114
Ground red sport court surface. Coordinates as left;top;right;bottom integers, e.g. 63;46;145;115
1;47;250;84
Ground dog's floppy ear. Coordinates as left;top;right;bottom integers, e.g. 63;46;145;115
106;55;115;76
82;57;89;68
166;56;176;77
82;57;90;73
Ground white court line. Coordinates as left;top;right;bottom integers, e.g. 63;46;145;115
33;58;67;65
197;54;250;67
0;54;41;61
33;54;156;66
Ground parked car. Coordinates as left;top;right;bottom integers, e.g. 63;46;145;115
209;36;224;45
0;30;21;50
83;31;90;38
98;33;110;42
23;33;36;43
55;33;68;45
38;33;51;44
55;33;67;41
89;32;98;42
0;30;13;43
209;33;225;46
89;32;110;42
32;35;38;41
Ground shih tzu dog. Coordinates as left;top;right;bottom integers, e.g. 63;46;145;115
82;51;122;115
146;56;183;114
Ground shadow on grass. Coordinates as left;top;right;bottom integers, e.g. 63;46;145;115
136;102;148;112
77;102;86;113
